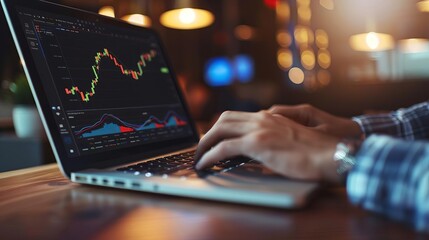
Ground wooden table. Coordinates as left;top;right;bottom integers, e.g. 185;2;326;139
0;164;425;240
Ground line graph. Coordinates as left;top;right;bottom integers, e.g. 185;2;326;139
64;48;157;102
74;111;187;138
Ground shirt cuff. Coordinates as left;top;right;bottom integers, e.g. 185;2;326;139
352;114;402;138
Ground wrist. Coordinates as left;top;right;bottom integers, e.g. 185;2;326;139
333;138;362;184
342;119;364;139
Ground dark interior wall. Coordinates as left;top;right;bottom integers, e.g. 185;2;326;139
278;81;429;117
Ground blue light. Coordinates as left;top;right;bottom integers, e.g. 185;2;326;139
205;57;234;87
234;55;254;83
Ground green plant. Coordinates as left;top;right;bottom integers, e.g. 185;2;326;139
9;74;34;105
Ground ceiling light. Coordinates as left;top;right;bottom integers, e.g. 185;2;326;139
349;32;394;52
121;14;152;27
399;38;429;53
160;8;214;30
99;6;115;18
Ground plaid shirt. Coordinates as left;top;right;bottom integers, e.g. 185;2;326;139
349;101;429;232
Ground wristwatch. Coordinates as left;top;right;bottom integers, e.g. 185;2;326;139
333;138;362;181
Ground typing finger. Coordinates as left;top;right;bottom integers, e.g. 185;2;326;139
195;111;272;160
195;138;245;170
268;105;312;126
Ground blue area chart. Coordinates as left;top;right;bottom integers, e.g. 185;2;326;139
74;111;187;138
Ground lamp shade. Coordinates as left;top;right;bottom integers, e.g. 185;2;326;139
160;8;214;29
349;32;394;52
121;14;152;27
160;0;213;30
99;6;115;18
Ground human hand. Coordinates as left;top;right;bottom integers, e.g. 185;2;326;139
195;111;342;183
269;104;363;139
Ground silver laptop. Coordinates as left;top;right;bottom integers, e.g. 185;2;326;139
2;0;318;208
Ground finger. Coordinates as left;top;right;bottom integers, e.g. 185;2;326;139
195;138;245;170
195;111;272;160
195;120;257;160
268;105;313;126
217;110;266;122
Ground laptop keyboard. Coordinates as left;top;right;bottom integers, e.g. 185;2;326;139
116;150;252;178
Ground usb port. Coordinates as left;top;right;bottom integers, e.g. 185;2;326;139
75;176;87;182
114;180;125;186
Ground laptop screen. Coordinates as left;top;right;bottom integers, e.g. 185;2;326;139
13;5;195;159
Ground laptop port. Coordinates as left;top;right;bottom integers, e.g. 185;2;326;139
75;176;87;182
132;182;141;188
114;180;125;187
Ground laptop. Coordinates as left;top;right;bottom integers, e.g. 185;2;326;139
1;0;318;208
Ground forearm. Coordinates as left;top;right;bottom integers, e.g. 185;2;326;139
347;135;429;232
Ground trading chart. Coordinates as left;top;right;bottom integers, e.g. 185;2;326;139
18;8;192;156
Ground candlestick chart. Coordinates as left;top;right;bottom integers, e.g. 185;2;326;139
22;8;194;157
64;48;157;102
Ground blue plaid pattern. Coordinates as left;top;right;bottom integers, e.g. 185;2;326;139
348;102;429;232
352;101;429;140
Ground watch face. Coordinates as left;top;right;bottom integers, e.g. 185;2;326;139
334;141;357;176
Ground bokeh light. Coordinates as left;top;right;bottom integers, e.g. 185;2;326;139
234;55;254;83
205;57;234;87
277;49;293;70
288;67;305;84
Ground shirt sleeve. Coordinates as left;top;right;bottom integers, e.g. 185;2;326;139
352;101;429;140
347;135;429;232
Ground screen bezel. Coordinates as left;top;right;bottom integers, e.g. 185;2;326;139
1;0;200;177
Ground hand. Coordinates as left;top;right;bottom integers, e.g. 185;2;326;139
269;104;362;139
195;111;342;183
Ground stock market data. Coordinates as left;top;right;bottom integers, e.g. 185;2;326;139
17;7;193;157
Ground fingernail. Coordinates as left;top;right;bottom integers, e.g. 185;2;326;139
193;156;201;169
194;161;202;170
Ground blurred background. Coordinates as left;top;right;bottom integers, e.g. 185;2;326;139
1;0;429;170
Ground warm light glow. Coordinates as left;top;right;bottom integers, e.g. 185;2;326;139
317;70;331;86
317;49;331;69
301;49;315;70
99;6;115;18
297;6;312;23
289;67;305;84
234;25;255;40
297;0;310;7
320;0;334;10
277;31;292;47
277;49;293;70
179;8;196;24
121;14;152;27
399;38;429;53
276;1;290;20
304;73;317;91
315;29;329;49
417;0;429;12
160;8;214;30
294;26;314;46
365;32;380;49
349;32;394;51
